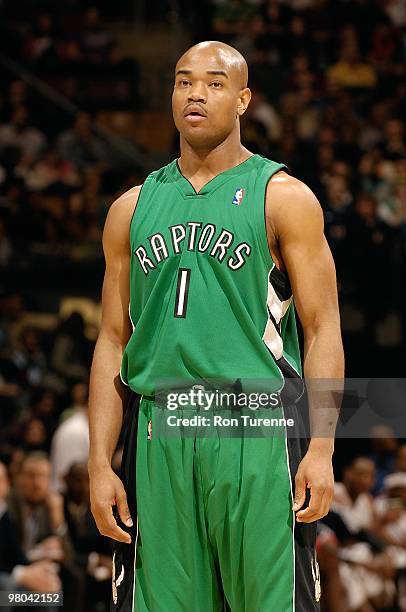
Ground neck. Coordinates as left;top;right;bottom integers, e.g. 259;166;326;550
178;130;252;180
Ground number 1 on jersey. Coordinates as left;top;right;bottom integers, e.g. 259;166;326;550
174;268;191;318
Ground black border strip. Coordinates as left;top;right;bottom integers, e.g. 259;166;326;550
174;267;191;318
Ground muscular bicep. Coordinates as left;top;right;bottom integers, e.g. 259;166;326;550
270;177;340;335
100;246;132;349
282;218;339;334
99;187;140;349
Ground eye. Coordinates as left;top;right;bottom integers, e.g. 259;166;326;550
179;79;191;87
210;81;223;88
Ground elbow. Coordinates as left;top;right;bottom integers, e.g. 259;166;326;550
97;326;130;352
302;315;344;358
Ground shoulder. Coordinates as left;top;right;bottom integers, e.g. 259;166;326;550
106;185;142;222
266;171;324;238
266;171;321;211
151;160;176;181
102;185;142;254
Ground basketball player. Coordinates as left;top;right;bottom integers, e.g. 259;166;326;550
88;41;344;611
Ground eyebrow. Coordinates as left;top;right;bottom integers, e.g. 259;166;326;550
206;70;228;78
176;69;229;78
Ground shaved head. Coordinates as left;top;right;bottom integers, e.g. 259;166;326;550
172;40;251;151
176;41;248;89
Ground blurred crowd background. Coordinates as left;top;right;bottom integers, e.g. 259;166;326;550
0;0;405;610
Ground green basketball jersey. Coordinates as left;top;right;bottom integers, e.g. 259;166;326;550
120;154;302;397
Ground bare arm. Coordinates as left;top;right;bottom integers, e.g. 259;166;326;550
88;185;140;543
267;173;345;523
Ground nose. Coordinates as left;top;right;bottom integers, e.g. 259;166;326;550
187;83;206;104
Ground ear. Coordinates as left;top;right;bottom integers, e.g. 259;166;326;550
237;87;251;116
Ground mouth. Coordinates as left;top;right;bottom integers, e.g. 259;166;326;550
184;106;207;123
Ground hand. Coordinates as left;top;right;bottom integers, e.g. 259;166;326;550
89;464;132;544
293;446;334;523
16;560;61;593
40;536;64;561
27;537;63;563
41;536;61;550
45;491;64;512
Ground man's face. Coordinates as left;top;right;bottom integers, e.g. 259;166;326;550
172;47;248;150
72;383;88;406
18;458;51;504
12;106;28;129
350;461;376;494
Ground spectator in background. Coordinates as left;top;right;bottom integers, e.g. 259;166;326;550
373;473;406;608
7;327;48;390
384;0;406;28
368;426;399;495
20;418;49;453
240;116;271;157
396;445;406;472
327;37;377;89
357;149;385;196
333;457;377;533
57;112;108;170
374;472;406;551
23;148;81;193
0;375;19;434
6;81;31;115
376;158;406;233
51;383;89;491
370;23;400;74
0;217;12;268
63;463;111;611
0;461;61;607
249;41;275;100
64;167;103;244
359;102;390;152
332;457;397;611
380;119;405;161
348;192;397;341
0;447;24;483
8;453;67;556
22;13;58;66
324;174;353;276
261;0;291;47
0;106;46;161
50;312;91;383
245;86;282;142
7;452;84;610
284;14;310;63
79;7;117;64
31;389;59;442
212;0;255;40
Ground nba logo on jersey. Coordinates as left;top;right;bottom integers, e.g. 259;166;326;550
232;188;245;206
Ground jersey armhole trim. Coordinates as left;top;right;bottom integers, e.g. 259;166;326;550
129;179;147;254
260;163;288;269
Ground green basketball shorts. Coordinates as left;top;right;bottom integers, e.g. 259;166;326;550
111;391;321;611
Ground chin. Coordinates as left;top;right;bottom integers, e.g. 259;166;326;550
183;129;226;151
183;133;212;148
